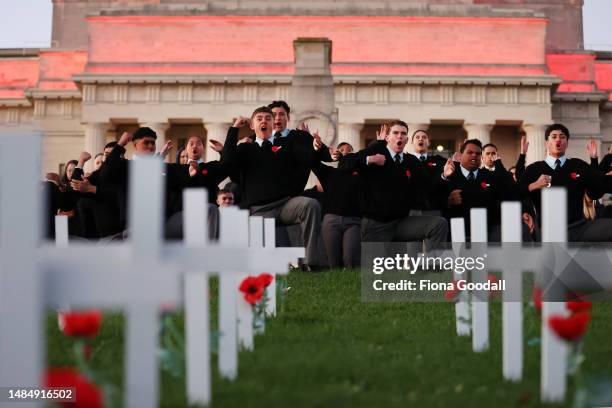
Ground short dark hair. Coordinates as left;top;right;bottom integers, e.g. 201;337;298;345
482;143;498;151
104;141;118;149
387;120;409;132
251;106;274;118
460;139;483;153
268;101;291;115
411;129;430;139
217;187;233;196
186;135;204;144
132;127;157;141
337;142;353;150
545;123;570;140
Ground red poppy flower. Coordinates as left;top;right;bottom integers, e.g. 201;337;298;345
570;172;579;180
257;273;274;288
548;312;591;342
58;310;102;338
444;280;461;301
405;170;411;178
480;182;490;189
239;276;264;305
271;146;281;153
44;368;103;408
566;301;592;314
532;286;543;312
427;162;435;167
201;168;208;176
352;171;359;176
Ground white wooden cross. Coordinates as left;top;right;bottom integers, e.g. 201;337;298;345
0;133;303;408
454;189;611;403
0;134;44;404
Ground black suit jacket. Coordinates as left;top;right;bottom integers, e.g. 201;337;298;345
355;141;434;222
435;162;516;233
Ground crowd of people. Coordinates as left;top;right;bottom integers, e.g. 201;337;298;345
44;100;612;270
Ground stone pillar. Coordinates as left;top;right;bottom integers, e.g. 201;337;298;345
204;122;231;161
83;122;109;171
140;122;169;152
524;124;548;165
290;38;336;144
464;124;493;145
338;123;363;150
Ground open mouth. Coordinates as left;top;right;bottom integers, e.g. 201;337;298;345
275;122;282;128
418;142;424;147
261;126;268;132
396;141;403;147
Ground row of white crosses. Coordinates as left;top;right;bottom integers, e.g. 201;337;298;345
449;188;611;403
0;134;303;408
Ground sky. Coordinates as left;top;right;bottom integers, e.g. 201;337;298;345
0;0;610;50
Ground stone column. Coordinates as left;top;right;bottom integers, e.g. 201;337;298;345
524;124;548;165
84;122;109;171
464;124;493;145
204;122;231;161
338;123;363;150
140;122;169;152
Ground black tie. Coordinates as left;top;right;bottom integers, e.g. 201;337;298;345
273;132;282;146
467;171;475;182
262;140;272;150
394;154;401;165
420;155;426;162
554;159;561;170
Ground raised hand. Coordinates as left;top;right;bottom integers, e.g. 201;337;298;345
237;137;253;145
78;151;92;167
312;130;322;151
443;158;455;178
118;131;131;147
233;116;249;128
520;134;529;155
376;124;389;141
452;152;462;162
367;154;386;166
299;122;310;133
209;139;224;153
586;139;598;159
159;140;173;158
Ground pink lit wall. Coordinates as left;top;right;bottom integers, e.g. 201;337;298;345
85;15;548;76
38;51;88;91
0;59;40;99
546;53;597;93
595;61;612;101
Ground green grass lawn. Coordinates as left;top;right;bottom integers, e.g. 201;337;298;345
46;269;612;407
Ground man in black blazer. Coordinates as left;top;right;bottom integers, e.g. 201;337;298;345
99;127;202;237
164;134;228;240
437;139;517;241
267;100;333;196
221;106;324;271
518;123;612;241
407;129;447;214
355;120;448;244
